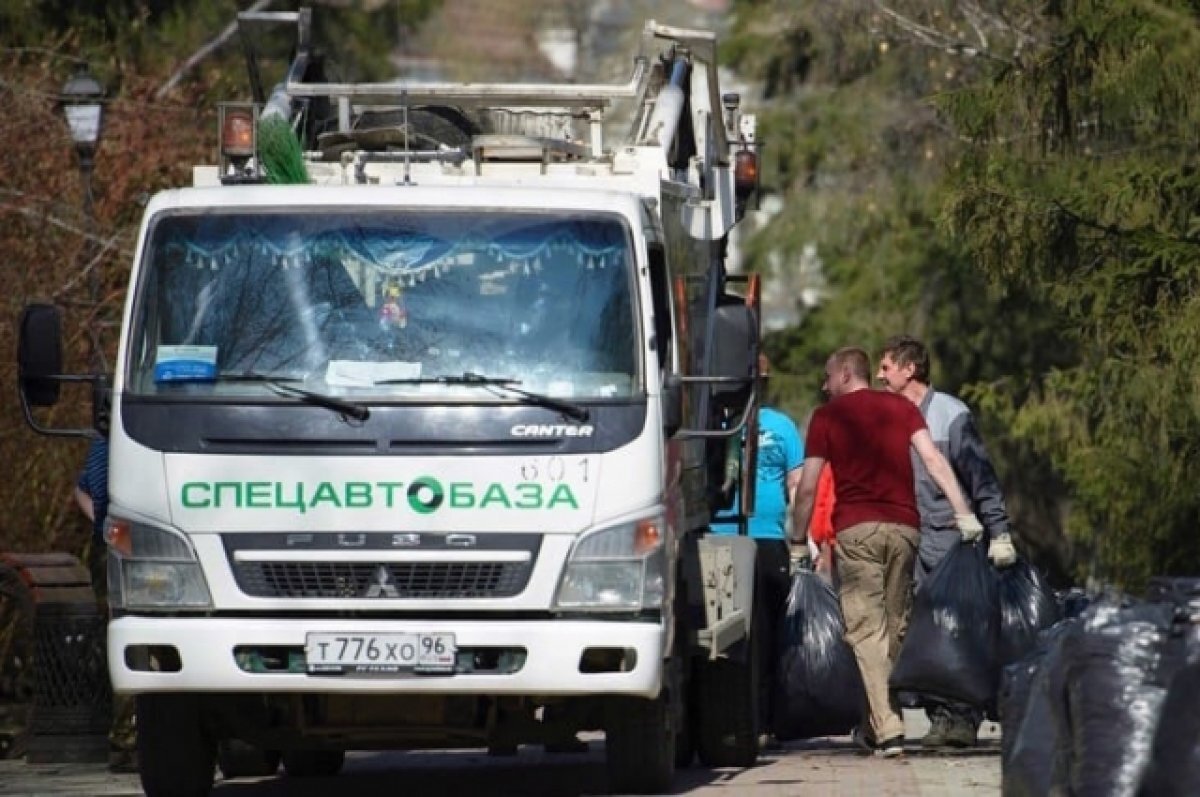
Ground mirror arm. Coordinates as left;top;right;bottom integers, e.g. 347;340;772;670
672;378;758;441
19;373;109;439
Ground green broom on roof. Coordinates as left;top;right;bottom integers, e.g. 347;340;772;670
256;112;309;185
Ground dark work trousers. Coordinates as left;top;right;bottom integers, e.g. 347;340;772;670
754;539;791;734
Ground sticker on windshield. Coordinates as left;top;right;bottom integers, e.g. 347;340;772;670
153;345;218;382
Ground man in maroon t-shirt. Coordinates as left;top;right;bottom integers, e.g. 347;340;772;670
789;347;982;756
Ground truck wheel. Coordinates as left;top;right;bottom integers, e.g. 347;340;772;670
282;749;345;777
605;694;676;794
217;739;280;779
137;693;216;797
694;655;759;766
694;596;765;768
674;676;696;768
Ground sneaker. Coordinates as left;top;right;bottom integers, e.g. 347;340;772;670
850;726;876;754
941;716;978;749
921;711;951;748
874;736;905;758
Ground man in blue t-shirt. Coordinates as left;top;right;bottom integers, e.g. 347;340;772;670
709;405;805;540
709;355;804;745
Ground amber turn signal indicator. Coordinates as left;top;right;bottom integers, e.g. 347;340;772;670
634;519;663;553
104;518;133;557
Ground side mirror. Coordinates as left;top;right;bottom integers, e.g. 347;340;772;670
663;373;683;437
18;303;64;407
710;301;758;399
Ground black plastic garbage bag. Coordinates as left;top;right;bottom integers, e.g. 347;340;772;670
998;658;1038;768
1138;660;1200;797
998;560;1061;667
1002;619;1076;797
890;539;999;708
1064;602;1179;797
1057;587;1092;619
772;571;865;740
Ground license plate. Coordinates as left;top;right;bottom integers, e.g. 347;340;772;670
305;632;456;675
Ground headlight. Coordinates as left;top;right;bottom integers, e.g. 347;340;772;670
104;517;212;610
554;515;667;612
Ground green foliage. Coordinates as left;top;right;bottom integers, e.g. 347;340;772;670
727;0;1075;581
940;0;1200;587
0;2;439;556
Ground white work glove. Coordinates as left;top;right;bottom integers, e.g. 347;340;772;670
955;513;985;543
988;532;1018;568
789;546;812;576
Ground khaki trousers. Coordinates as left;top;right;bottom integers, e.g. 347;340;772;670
834;521;919;743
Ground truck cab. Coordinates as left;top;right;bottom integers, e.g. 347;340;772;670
18;11;765;796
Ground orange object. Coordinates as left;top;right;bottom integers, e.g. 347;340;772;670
810;465;836;547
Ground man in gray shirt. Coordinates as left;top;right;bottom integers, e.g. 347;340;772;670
877;335;1016;748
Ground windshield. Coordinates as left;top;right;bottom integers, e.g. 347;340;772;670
127;210;640;400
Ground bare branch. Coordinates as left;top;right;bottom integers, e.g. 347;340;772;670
871;0;1023;65
155;0;276;100
52;233;127;300
960;3;990;51
0;192;135;258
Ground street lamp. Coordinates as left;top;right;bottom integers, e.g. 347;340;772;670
59;62;106;369
60;62;105;198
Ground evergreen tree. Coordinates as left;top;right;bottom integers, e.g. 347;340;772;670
941;0;1200;586
725;0;1074;580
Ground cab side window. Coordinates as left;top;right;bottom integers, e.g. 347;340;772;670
647;243;673;374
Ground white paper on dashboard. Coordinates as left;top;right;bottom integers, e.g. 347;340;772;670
324;360;422;387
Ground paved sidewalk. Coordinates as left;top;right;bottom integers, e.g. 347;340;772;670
684;712;1001;796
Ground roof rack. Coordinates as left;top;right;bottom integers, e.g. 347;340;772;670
234;9;744;168
284;59;648;111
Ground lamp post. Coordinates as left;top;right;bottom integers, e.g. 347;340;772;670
59;62;106;369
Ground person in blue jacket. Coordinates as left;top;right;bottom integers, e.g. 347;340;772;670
710;354;804;746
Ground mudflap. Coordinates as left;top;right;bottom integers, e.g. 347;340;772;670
691;533;761;767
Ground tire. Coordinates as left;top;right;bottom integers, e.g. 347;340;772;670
137;693;216;797
674;674;696;768
605;695;676;794
217;739;280;779
282;749;345;778
352;106;482;148
694;597;766;768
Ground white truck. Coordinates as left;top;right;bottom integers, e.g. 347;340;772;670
18;10;767;796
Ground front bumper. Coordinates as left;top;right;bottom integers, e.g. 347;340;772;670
109;616;665;697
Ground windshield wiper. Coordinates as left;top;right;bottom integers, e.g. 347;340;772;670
215;372;304;383
376;371;590;422
217;372;370;422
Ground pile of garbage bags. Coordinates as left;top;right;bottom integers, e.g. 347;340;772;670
999;579;1200;797
771;537;1200;797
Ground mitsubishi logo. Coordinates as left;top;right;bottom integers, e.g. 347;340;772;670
364;566;399;598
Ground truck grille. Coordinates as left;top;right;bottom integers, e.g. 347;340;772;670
232;560;532;599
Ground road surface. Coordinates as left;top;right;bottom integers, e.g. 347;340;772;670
0;712;1001;796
